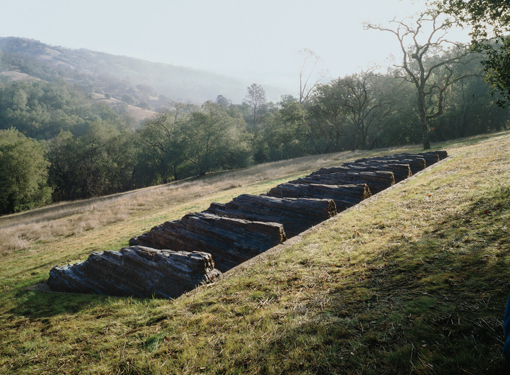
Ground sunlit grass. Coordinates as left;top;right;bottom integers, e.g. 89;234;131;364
0;131;509;374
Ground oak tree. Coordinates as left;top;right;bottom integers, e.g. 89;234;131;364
0;128;52;214
366;11;475;149
438;0;510;106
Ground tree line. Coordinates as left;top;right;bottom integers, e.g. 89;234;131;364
1;8;509;215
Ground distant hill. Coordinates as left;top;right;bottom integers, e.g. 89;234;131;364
0;36;283;107
90;93;158;123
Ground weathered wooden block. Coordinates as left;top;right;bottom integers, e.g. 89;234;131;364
299;171;395;194
130;213;286;272
48;246;221;299
328;163;411;182
347;158;426;175
205;194;337;238
267;182;371;209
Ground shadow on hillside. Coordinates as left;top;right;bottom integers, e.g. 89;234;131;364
7;181;510;373
9;286;114;320
226;186;510;374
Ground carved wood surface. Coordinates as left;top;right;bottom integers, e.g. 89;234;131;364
299;171;395;194
267;182;371;209
346;158;426;175
130;212;286;272
205;194;337;238
48;246;221;299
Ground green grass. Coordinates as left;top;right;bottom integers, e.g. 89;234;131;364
1;132;510;374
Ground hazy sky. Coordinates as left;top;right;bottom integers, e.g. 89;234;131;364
1;0;471;97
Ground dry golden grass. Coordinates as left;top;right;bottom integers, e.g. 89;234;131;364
0;146;409;256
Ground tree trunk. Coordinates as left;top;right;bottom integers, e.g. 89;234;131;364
172;163;179;181
422;123;431;150
418;91;431;150
352;126;358;151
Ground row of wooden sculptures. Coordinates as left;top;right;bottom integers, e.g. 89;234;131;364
48;150;448;298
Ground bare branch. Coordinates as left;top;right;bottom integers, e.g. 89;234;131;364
365;10;475;149
298;49;328;103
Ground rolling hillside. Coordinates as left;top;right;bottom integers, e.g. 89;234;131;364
0;36;284;106
0;132;509;374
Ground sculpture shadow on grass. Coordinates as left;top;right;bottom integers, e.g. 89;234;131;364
209;186;510;374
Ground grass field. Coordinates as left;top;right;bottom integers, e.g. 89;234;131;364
1;132;509;374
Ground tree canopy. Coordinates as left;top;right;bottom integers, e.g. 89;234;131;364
0;37;508;215
438;0;510;106
0;128;52;214
366;11;477;149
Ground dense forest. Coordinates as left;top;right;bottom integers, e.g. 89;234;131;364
1;14;509;215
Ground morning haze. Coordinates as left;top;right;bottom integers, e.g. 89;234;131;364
1;0;510;373
1;0;470;102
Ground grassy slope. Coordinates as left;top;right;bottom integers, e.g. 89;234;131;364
1;132;509;374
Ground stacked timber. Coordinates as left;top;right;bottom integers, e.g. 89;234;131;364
205;194;337;238
47;149;448;299
346;158;426;175
416;153;440;166
420;150;447;161
410;153;440;166
311;164;408;180
350;150;446;172
267;183;371;209
367;151;443;166
130;212;286;272
346;162;411;182
47;246;221;299
394;158;425;174
289;171;395;194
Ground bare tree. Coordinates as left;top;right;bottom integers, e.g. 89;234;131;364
298;49;328;104
365;11;476;149
244;83;266;127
